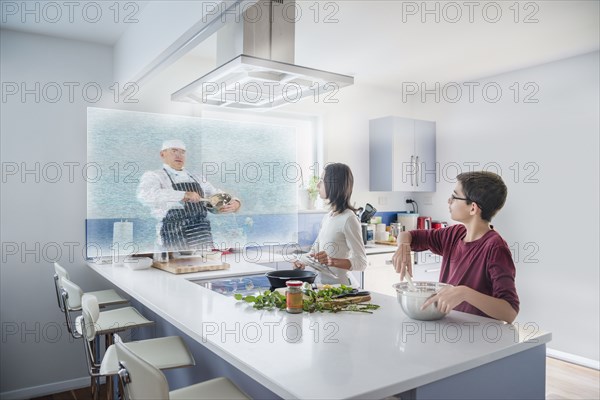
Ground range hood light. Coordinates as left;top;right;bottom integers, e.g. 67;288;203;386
172;54;354;109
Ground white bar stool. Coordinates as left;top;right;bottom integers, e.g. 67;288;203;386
61;283;154;399
53;262;128;338
80;295;196;399
115;341;250;400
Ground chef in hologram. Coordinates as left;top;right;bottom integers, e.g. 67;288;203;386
137;139;241;252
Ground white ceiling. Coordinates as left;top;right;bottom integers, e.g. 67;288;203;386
0;1;149;45
292;0;600;87
2;1;598;88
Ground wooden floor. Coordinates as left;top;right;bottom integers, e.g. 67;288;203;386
31;358;599;399
546;357;600;400
31;384;106;400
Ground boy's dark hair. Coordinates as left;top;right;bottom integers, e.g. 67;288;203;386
324;163;356;214
457;171;507;222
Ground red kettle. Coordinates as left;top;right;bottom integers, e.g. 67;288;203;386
417;216;432;230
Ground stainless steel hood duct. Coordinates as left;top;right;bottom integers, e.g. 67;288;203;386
171;0;354;109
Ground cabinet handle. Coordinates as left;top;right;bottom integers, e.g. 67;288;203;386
415;155;419;187
424;268;440;273
410;155;414;186
385;260;392;265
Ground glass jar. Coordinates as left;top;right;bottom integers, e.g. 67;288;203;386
286;280;304;314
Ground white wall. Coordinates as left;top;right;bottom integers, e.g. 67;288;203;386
0;30;115;397
0;29;221;398
411;52;599;364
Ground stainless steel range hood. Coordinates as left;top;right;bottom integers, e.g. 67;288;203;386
171;0;354;109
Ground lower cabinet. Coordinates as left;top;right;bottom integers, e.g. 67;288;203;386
350;270;363;288
413;251;442;282
412;264;441;282
363;253;398;297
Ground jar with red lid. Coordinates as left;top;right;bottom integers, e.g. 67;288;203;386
285;280;303;314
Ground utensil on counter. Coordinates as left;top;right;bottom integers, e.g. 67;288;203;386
265;270;317;289
397;212;419;231
392;281;451;321
404;267;418;291
294;254;338;279
417;216;432;230
172;250;221;261
123;257;153;270
431;221;448;230
360;203;377;223
331;289;371;299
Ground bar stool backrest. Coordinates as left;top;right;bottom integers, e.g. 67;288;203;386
54;262;69;282
53;262;70;311
115;341;171;400
61;277;84;310
81;294;100;341
80;294;102;371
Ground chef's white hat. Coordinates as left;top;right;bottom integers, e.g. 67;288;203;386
161;139;186;151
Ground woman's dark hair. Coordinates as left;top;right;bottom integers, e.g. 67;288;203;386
323;163;356;214
457;171;508;222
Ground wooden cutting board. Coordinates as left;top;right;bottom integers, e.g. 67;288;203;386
375;240;398;246
152;258;230;274
325;294;372;305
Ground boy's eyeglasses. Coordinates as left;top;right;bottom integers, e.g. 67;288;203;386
450;194;470;202
450;194;485;212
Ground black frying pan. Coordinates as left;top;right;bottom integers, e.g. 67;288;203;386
265;270;317;289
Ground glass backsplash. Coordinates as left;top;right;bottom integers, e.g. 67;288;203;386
87;107;305;256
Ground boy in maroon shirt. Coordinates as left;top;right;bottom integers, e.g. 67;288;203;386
392;171;519;323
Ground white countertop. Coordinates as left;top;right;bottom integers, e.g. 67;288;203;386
88;258;550;400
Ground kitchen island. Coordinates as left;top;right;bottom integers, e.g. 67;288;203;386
88;257;550;399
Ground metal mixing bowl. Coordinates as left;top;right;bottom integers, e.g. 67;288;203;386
206;193;233;214
392;281;451;321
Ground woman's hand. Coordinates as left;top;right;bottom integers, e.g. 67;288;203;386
421;285;467;314
392;243;412;280
311;251;329;265
309;251;351;270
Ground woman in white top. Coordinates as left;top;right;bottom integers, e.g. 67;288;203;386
294;163;367;285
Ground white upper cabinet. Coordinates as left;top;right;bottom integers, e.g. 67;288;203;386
369;116;436;192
